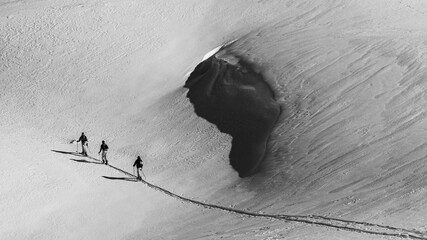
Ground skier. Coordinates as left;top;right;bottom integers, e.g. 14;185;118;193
76;132;88;156
98;140;109;165
133;156;144;181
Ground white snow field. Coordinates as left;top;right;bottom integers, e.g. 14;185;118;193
2;0;427;239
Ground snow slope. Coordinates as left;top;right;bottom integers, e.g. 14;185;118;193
2;0;427;239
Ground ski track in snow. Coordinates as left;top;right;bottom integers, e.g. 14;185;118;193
89;155;426;240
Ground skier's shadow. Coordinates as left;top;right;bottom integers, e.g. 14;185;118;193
51;150;82;157
53;149;139;181
52;150;101;163
102;176;138;182
70;158;103;165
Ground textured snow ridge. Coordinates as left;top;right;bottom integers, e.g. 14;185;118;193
102;159;427;240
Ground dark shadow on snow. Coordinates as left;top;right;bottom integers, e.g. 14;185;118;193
86;156;101;162
52;149;100;162
184;48;280;177
51;149;83;157
70;158;103;165
102;176;138;182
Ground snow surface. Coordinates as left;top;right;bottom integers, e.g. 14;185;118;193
2;0;427;239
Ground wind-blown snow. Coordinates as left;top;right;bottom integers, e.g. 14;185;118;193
2;0;427;239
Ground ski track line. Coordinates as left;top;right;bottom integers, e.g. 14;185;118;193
107;163;427;239
59;151;427;239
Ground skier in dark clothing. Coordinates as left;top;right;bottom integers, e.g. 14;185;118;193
98;140;109;165
133;156;144;180
76;132;88;156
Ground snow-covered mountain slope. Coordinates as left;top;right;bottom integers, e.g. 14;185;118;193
2;0;427;239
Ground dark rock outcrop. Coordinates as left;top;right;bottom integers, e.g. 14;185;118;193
184;49;280;177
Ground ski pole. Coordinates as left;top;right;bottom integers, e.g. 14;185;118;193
141;168;146;180
87;143;92;154
70;140;78;152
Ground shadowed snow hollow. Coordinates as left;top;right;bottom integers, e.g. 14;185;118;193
184;47;280;177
